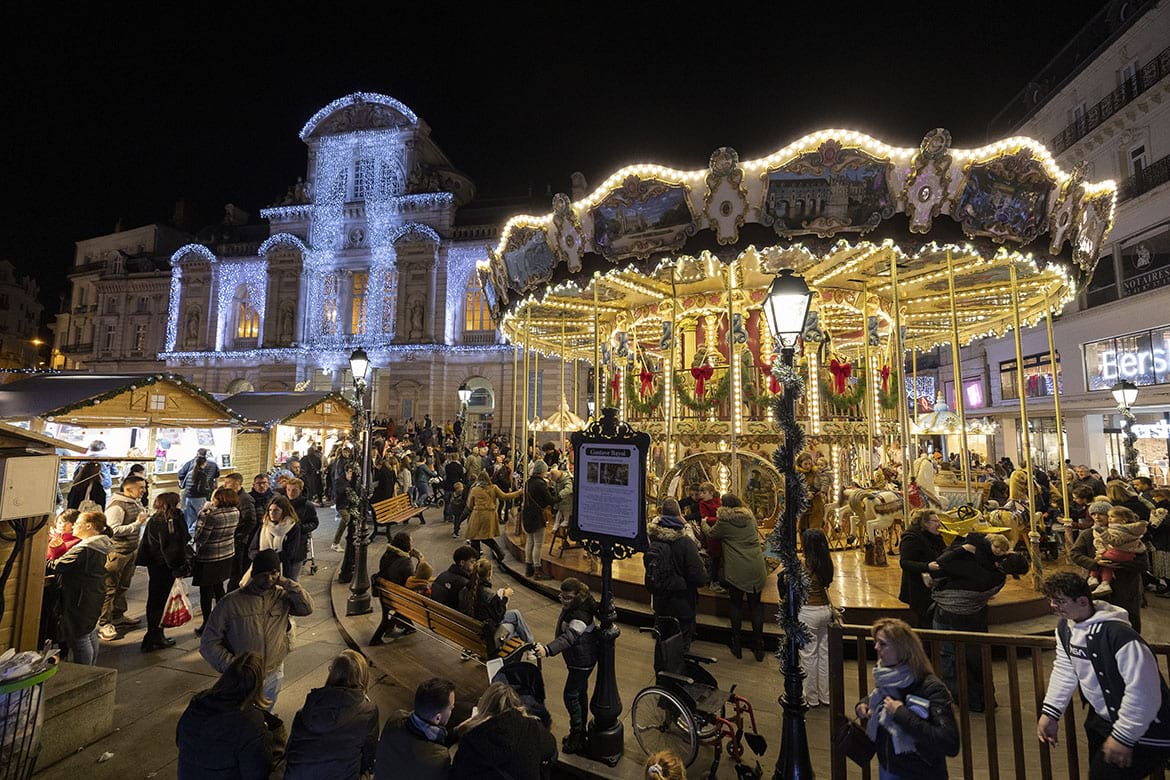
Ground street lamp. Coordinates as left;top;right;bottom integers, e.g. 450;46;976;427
458;383;472;446
346;347;373;616
1111;379;1140;478
761;268;814;780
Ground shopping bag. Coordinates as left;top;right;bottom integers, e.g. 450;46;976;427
161;579;193;628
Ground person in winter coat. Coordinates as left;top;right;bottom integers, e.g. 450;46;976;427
378;531;420;585
375;678;456;780
1149;488;1170;594
49;511;115;665
222;473;257;592
447;482;470;539
854;618;960;779
535;578;599;755
66;460;106;512
431;546;477;611
708;494;769;661
407;561;434;596
248;494;303;582
898;509;947;628
522;461;558;579
194;488;241;633
178;450;220;533
451;682;557;780
300;445;324;505
414;456;438;506
176;652;277;779
99;474;149;640
284;650;380;780
460;558;535;646
285;479;319;579
371;455;398;504
1070;503;1149;632
548;467;573;536
697;482;724;592
1106;479;1153;522
645;499;708;657
464;471;520;562
135;492;191;652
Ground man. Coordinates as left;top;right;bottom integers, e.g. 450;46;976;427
1133;476;1154;502
463;446;483;483
98;475;149;639
284;477;320;580
249;473;274;516
178;448;220;532
432;546;476;610
224;472;257;591
1072;464;1107;498
375;677;456;780
200;549;314;707
1038;572;1170;778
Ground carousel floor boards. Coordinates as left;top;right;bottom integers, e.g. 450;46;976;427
504;526;1069;626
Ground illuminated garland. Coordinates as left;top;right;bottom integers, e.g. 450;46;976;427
820;375;866;412
624;370;664;416
673;368;732;412
878;370;901;412
30;373;248;423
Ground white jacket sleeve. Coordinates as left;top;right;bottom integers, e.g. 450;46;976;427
1110;639;1164;747
1040;633;1079;720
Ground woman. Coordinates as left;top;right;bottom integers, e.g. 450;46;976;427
898;509;947;628
708;493;769;661
1105;479;1153;521
47;509;81;561
136;492;191;652
797;528;835;706
284;650;380;780
249;494;303;580
465;471;520;562
301;444;324;506
1150;487;1170;595
1070;502;1149;632
855;618;960;779
176;652;277;778
371;454;398;504
397;456;414;504
451;682;557;780
493;456;515;526
522;461;557;579
49;511;114;665
536;578;599;755
460;558;535;646
66;460;106;512
643;750;687;780
193;487;240;634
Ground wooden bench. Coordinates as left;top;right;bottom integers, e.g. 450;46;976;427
371;579;527;662
371;494;426;540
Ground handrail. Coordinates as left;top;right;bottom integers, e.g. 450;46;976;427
829;622;1170;779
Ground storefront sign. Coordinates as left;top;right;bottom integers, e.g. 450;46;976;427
1132;419;1170;440
1084;327;1170;390
1098;346;1168;382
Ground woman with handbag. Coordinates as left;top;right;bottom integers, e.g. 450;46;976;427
853;617;960;779
796;528;836;707
522;461;557;579
193;487;240;634
66;461;106;512
136;492;191;652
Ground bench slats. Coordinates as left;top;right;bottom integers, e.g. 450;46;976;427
374;579;490;658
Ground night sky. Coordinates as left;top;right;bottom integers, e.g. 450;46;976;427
8;3;1106;320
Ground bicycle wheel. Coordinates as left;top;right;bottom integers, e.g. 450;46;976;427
631;687;698;766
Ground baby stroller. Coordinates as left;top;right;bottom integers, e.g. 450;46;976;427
490;644;552;729
304;533;318;576
423;476;446;509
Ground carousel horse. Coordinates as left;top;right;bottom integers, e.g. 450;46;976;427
843;488;905;566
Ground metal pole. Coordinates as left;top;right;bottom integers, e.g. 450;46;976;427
888;253;913;511
726;261;741;494
862;281;876;484
946;250;973;504
346;374;373;615
524;308;532;485
1010;263;1042;587
667;263;679;468
1044;296;1070;520
511;342;519;459
561;313;567;461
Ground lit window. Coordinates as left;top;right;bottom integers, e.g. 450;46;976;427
321;274;339;336
149;394;166;411
354;159;374;199
464;276;494;332
237;300;259;339
350;272;368;335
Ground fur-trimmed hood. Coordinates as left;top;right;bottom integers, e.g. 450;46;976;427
648;516;695;544
715;505;757;528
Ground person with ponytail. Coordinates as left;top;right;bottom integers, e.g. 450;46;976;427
459;558;534;647
796;527;835;706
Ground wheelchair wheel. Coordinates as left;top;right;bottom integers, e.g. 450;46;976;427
631;687;699;767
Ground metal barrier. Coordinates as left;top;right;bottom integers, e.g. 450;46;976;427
828;622;1170;779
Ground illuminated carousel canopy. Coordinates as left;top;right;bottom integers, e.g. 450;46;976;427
479;129;1116;358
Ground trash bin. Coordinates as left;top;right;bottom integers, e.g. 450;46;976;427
0;665;57;780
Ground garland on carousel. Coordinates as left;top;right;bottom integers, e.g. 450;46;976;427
877;368;900;412
820;373;866;412
624;368;664;415
673;366;732;412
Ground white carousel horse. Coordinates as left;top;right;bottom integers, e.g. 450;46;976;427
844;488;905;544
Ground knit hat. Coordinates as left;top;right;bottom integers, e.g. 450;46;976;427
532;460;548;475
252;549;282;574
1088;501;1112;516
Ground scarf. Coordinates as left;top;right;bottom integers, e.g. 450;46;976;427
409;712;448;745
865;663;918;755
259;517;295;552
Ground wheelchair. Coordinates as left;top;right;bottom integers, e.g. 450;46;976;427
631;617;767;778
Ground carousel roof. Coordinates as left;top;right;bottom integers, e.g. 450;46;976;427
479;129;1116;360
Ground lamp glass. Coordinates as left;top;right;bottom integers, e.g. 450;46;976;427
349;348;370;380
1111;380;1138;409
763;269;812;345
458;388;473;404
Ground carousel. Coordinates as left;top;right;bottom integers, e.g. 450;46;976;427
482;128;1115;623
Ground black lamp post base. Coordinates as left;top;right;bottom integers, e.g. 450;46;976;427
585;720;624;767
774;699;815;779
346;593;372;616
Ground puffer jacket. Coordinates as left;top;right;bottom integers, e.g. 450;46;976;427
522;475;557;534
450;708;557;780
50;534;115;641
199;578;314;675
552;473;573;516
645;517;707;622
378;544;417;585
175;692;273;779
707;505;768;592
544;593;599;670
284;685;379;780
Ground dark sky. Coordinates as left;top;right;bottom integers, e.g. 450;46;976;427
7;3;1106;318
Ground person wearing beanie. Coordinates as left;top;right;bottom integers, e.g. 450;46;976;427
407;561;434;596
522;460;557;579
200;548;314;708
645;497;708;656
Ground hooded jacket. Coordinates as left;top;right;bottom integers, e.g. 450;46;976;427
707;505;768;593
378;544;417;586
450;708;557;780
284;686;379;780
544;593;599;670
522;474;557;533
431;563;472;611
1042;601;1170;750
645;516;707;621
50;533;115;641
199;578;314;675
175;692;272;780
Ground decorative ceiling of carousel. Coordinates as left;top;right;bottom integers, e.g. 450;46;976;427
479;129;1117;362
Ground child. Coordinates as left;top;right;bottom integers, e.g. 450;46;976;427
47;509;81;561
1090;506;1147;596
406;560;434;597
697;482;724;593
447;481;469;539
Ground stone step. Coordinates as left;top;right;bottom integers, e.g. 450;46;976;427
38;661;117;769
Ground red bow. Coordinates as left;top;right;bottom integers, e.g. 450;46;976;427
758;359;781;394
829;359;853;394
640;367;655;397
610;369;621;399
880;365;891;393
691;364;714;396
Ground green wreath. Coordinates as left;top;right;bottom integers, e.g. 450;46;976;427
878;369;900;412
625;370;664;415
820;374;867;412
674;367;733;412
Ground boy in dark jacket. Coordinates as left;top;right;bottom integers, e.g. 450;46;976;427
431;546;476;611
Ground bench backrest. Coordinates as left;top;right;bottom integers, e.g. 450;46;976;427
373;494;411;523
375;579;488;658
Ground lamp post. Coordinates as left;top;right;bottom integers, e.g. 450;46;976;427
458;383;472;448
1111;379;1140;478
346;347;374;616
762;269;814;780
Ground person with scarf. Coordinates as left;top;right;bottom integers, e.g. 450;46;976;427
249;494;302;581
854;618;959;779
375;678;457;780
535;578;599;755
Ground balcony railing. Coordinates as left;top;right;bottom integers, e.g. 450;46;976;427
61;343;93;355
1119;152;1170;202
461;331;498;345
1051;46;1170;154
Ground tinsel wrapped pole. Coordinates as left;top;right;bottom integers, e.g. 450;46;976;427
767;347;813;780
346;378;373;616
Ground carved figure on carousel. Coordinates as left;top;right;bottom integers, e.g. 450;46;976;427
795;451;830;533
843;487;905;567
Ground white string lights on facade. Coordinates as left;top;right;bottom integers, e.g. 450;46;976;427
257;233;308;256
214;260;269;347
299;92;419;140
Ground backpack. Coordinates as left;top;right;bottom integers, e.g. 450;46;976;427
644;539;683;594
189;464;211;498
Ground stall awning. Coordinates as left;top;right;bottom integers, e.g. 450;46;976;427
0;373;247;428
222;391;356;430
0;422;87;453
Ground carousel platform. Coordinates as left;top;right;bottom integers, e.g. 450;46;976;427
502;527;1068;632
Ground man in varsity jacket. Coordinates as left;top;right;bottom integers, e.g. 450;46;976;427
1037;571;1170;778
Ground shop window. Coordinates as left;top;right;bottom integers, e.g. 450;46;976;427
1084;326;1170;391
1000;352;1061;400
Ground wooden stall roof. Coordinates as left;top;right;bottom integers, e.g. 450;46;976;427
0;422;87;453
0;373;247;428
222;391;356;430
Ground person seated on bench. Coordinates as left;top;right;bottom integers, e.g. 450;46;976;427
378;531;422;634
432;545;477;611
459;558;535;645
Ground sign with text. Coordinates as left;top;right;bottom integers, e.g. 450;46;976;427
570;413;650;552
1084;327;1170;391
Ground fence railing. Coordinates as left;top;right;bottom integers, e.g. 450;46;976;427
828;622;1170;779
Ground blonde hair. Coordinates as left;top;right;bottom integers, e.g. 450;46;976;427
644;750;687;779
872;618;933;681
325;649;369;691
458;682;528;735
985;533;1010;553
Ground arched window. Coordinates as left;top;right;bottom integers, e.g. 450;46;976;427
464;276;494;334
350;271;368;335
236;286;260;339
